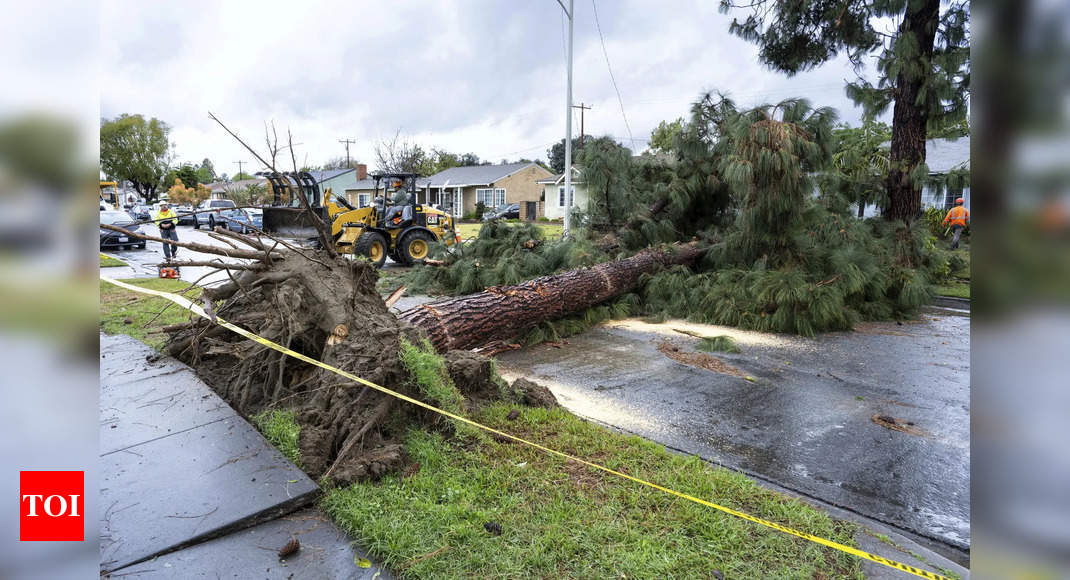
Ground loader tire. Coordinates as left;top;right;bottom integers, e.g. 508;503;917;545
398;230;435;266
354;231;388;268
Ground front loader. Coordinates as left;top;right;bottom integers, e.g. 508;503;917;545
261;171;458;267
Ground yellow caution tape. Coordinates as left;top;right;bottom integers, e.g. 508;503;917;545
101;275;951;580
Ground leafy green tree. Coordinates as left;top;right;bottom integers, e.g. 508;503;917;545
100;114;172;202
577;136;634;227
319;156;362;170
648;118;685;153
174;164;200;189
547;137;584;174
719;0;970;222
231;171;257;181
195;158;217;184
823;120;891;217
225;181;267;206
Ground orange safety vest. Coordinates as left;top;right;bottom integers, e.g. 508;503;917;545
943;206;969;227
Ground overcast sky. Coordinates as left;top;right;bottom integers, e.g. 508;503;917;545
100;0;875;176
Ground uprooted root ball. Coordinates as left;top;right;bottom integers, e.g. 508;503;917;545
163;252;546;485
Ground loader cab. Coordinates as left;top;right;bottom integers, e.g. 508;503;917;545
372;172;419;230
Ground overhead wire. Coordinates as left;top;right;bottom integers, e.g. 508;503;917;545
591;0;633;144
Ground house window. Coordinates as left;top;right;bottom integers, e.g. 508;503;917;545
558;186;574;207
357;193;371;208
476;188;506;208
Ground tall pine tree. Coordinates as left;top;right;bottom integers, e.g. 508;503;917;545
719;0;969;222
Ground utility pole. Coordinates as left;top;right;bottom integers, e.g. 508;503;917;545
556;0;574;238
338;138;356;168
572;102;592;147
233;160;246;180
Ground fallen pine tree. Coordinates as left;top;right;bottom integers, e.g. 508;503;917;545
398;244;703;352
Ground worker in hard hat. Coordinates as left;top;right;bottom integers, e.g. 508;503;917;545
942;198;970;250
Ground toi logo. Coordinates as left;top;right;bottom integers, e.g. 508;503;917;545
20;471;84;541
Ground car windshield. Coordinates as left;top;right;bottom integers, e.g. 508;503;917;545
100;211;133;225
212;200;236;207
220;209;247;218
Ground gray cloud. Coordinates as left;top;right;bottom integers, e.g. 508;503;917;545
102;0;874;172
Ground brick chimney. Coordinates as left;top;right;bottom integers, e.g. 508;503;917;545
356;163;367;180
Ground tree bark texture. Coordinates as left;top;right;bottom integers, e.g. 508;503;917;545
398;245;702;352
885;0;940;223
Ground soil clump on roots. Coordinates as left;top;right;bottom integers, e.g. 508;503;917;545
163;252;524;485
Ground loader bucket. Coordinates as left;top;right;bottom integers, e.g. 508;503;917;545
262;206;331;243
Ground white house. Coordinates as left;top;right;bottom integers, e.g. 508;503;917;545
537;166;587;220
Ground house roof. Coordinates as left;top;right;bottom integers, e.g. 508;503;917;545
423;162;544;187
537;166;584;185
924;138;970;173
880;138;970;174
306;168;355;183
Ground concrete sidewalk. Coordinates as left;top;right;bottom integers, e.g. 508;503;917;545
100;334;387;578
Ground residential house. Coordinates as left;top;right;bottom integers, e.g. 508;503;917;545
421;162;553;219
309;165;368;201
343;162;553;218
537;166;586;220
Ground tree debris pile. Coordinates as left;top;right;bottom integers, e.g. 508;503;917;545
162;249;547;485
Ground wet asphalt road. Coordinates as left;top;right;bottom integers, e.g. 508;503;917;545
496;310;971;553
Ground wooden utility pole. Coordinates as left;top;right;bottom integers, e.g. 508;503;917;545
234;160;246;180
572;102;592;146
338;138;357;168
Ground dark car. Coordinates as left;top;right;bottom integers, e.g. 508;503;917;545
194;199;237;230
100;210;146;250
217;208;259;234
482;203;520;221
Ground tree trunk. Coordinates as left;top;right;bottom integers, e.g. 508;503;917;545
398;245;703;352
884;0;940;223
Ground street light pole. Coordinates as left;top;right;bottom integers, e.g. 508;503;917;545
562;0;574;238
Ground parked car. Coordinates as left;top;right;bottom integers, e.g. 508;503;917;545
175;204;196;225
246;208;263;230
194;199;237;230
482;203;520;221
99;210;146;250
127;204;151;222
217;208;259;234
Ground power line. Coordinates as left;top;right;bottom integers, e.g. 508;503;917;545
591;0;633;143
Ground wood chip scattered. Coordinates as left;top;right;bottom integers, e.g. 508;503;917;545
870;414;928;437
656;340;745;378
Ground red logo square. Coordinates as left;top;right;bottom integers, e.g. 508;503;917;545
20;471;84;541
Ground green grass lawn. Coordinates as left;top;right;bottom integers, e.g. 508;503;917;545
100;254;126;268
934;282;970;299
323;404;862;579
99;278;201;349
455;222;564;241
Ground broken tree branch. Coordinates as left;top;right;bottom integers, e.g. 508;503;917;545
101;224;283;261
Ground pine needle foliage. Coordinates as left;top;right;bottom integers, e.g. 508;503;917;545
637;97;945;335
405;221;608;295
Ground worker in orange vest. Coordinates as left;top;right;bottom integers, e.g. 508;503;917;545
942;198;970;250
